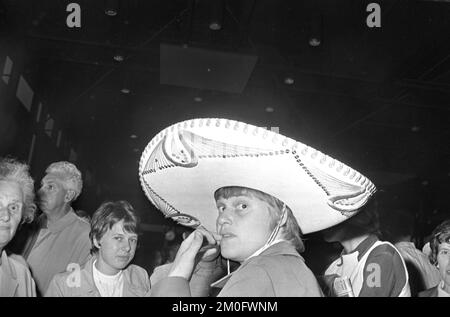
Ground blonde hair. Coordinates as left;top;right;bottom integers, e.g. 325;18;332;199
0;158;36;223
214;186;305;252
46;161;83;201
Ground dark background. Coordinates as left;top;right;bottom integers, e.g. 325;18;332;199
1;0;449;274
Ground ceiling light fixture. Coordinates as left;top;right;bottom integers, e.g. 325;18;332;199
309;38;321;47
308;10;322;47
130;134;137;139
209;0;224;31
284;77;294;85
113;54;124;62
105;0;118;16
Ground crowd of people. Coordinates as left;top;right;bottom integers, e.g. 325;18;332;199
1;119;449;297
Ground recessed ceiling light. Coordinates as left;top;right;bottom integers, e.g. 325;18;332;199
265;107;275;113
194;97;203;102
130;134;137;139
284;77;294;85
113;55;124;62
411;126;420;132
209;22;222;31
121;88;130;94
309;38;321;47
133;148;140;152
105;9;117;16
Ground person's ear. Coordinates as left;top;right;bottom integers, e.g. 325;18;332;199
64;189;76;203
93;237;102;249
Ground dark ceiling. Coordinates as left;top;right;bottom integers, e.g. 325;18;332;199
1;0;450;226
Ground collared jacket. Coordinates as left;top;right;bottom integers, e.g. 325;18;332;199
419;286;438;297
45;256;150;297
22;209;91;295
0;251;36;297
395;241;440;295
151;241;323;297
419;282;450;297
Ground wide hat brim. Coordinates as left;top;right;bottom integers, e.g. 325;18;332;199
139;118;376;234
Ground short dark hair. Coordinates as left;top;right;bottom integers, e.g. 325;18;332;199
429;219;450;265
89;200;139;254
346;198;381;237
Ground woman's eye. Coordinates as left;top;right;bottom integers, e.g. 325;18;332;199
8;204;19;212
115;237;123;241
238;203;247;209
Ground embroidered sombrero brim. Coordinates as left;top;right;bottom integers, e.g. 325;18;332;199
139;118;376;234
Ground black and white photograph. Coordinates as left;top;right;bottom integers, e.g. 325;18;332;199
0;0;450;302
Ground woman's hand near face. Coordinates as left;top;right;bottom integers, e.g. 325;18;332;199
196;227;221;262
168;228;220;279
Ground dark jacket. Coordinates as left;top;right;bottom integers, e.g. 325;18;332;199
418;286;438;297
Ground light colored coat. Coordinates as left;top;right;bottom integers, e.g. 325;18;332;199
25;210;91;294
45;256;150;297
151;241;323;297
0;251;36;297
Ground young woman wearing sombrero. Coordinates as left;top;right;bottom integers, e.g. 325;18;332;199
139;118;376;297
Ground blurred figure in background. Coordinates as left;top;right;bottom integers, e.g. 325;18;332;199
419;219;450;297
322;199;411;297
0;158;37;296
382;208;440;296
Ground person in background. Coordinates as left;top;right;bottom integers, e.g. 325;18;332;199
0;158;37;296
46;200;150;297
322;200;411;297
382;208;440;296
419;219;450;297
20;161;91;295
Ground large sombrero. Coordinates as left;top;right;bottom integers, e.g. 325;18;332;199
139;118;376;234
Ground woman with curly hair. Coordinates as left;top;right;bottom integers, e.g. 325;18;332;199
0;157;37;296
419;219;450;297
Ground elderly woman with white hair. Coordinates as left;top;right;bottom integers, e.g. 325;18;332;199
0;157;37;296
19;161;91;295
